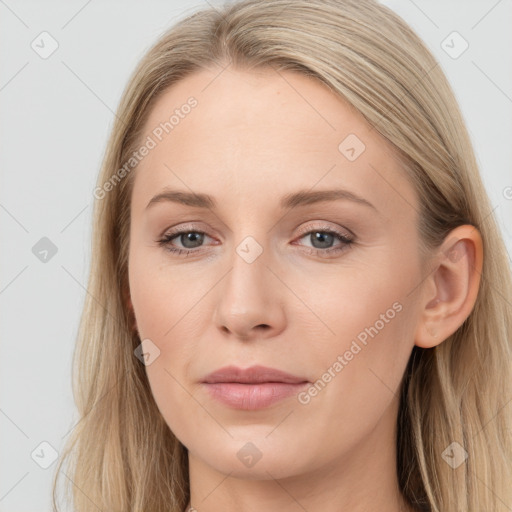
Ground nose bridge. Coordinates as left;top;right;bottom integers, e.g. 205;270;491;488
225;232;270;304
213;228;284;337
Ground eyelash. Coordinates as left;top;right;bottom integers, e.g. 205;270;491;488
157;224;354;259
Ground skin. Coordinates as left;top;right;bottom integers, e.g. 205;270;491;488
127;64;483;512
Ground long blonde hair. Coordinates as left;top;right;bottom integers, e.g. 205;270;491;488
52;1;512;510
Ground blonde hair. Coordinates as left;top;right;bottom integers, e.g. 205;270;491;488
52;0;512;510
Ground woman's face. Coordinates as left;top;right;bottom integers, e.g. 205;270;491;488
128;66;428;480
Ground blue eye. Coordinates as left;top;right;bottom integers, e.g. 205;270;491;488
295;229;353;256
158;230;210;256
157;226;354;258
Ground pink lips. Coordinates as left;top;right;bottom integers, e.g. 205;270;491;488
201;365;309;410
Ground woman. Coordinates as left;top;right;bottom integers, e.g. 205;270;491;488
52;0;512;510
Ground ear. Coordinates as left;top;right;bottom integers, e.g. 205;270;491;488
414;225;483;348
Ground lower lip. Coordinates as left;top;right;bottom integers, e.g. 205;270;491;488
202;382;309;410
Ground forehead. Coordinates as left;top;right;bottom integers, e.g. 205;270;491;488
131;66;418;221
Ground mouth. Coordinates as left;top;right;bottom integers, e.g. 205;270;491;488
201;365;310;410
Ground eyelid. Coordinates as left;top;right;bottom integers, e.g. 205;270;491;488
160;222;211;238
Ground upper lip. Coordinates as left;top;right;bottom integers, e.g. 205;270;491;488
202;365;308;384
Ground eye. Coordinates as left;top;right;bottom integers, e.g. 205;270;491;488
157;228;212;256
293;225;354;257
157;223;355;258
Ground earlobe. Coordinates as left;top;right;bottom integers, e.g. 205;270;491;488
414;225;483;349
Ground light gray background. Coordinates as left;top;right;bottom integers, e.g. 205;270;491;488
1;1;511;510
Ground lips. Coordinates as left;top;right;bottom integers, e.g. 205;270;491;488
202;364;308;385
201;365;310;410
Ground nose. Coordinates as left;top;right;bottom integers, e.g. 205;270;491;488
213;237;286;341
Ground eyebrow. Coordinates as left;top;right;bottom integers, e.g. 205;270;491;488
145;188;378;212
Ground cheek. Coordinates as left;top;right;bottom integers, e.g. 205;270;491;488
297;256;419;429
128;247;211;411
128;256;203;441
303;260;412;351
128;247;201;340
